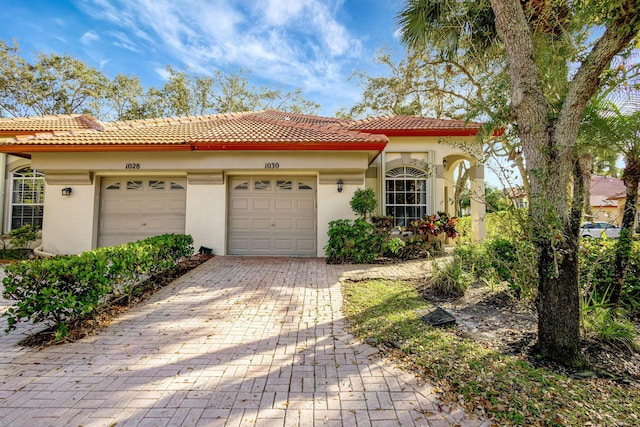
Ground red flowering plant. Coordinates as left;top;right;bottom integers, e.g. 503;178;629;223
408;212;459;238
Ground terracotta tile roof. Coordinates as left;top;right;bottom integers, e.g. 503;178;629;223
344;115;484;135
189;116;385;144
0;111;387;152
0;110;492;154
247;110;348;127
591;176;626;200
0;114;103;133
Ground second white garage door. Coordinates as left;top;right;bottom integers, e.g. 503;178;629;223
228;176;317;256
98;177;187;247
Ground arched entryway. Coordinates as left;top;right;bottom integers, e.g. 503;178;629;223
441;154;486;241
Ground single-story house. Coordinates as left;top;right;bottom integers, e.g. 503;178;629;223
0;111;487;257
606;191;640;229
589;175;627;225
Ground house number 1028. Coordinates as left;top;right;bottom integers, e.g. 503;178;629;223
264;162;280;169
125;163;141;169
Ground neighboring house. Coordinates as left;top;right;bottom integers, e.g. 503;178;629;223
606;191;640;229
506;186;528;209
589;175;627;225
0;111;487;257
0;115;100;235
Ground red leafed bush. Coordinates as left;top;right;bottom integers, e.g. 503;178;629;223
409;212;459;238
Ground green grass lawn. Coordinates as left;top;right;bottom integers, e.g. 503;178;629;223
342;279;640;426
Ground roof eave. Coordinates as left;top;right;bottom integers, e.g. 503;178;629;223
190;142;387;151
0;141;388;154
0;144;193;153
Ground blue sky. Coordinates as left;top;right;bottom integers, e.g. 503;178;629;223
1;0;407;116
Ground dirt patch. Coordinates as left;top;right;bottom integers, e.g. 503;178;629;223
420;281;640;385
18;255;211;348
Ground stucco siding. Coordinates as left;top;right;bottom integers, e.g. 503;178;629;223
41;181;97;255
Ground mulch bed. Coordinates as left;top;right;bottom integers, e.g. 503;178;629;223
420;281;640;385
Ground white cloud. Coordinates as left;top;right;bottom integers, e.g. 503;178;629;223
76;0;367;109
80;31;100;44
155;66;171;80
109;31;140;52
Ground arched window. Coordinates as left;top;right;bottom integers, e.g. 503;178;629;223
385;166;429;228
10;167;45;230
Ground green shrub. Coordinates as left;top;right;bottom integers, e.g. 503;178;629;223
452;237;536;299
428;253;474;296
457;209;528;244
2;234;193;338
8;224;39;249
382;237;406;256
580;238;640;316
350;188;377;219
325;219;383;263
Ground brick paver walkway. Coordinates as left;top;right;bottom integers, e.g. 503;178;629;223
0;257;490;426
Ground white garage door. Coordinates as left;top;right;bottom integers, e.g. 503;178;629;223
228;176;317;256
98;177;187;247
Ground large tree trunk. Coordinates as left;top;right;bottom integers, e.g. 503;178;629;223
491;0;583;365
610;158;640;306
491;0;639;366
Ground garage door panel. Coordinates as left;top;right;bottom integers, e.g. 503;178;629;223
101;217;121;231
274;218;293;230
145;200;167;211
229;238;249;251
166;218;186;230
297;239;315;251
230;218;249;229
275;199;293;210
99;177;186;247
229;176;316;256
252;199;271;210
122;199;144;211
297;199;315;211
232;199;250;210
297;218;315;231
252;218;271;230
252;239;271;250
274;239;293;250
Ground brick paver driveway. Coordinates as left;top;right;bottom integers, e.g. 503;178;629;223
0;257;490;427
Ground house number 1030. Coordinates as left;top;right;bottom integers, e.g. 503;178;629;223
264;162;280;169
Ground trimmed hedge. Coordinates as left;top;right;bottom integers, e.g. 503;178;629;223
2;234;193;338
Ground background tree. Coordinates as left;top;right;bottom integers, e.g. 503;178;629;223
0;40;319;120
460;184;511;214
399;0;640;365
341;44;529;195
0;40;108;117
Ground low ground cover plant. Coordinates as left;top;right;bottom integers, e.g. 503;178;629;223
2;233;193;339
343;279;640;426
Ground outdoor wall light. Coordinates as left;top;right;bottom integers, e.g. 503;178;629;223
61;187;72;196
337;179;343;193
443;158;448;168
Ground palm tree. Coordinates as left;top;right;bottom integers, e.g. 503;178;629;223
580;88;640;306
